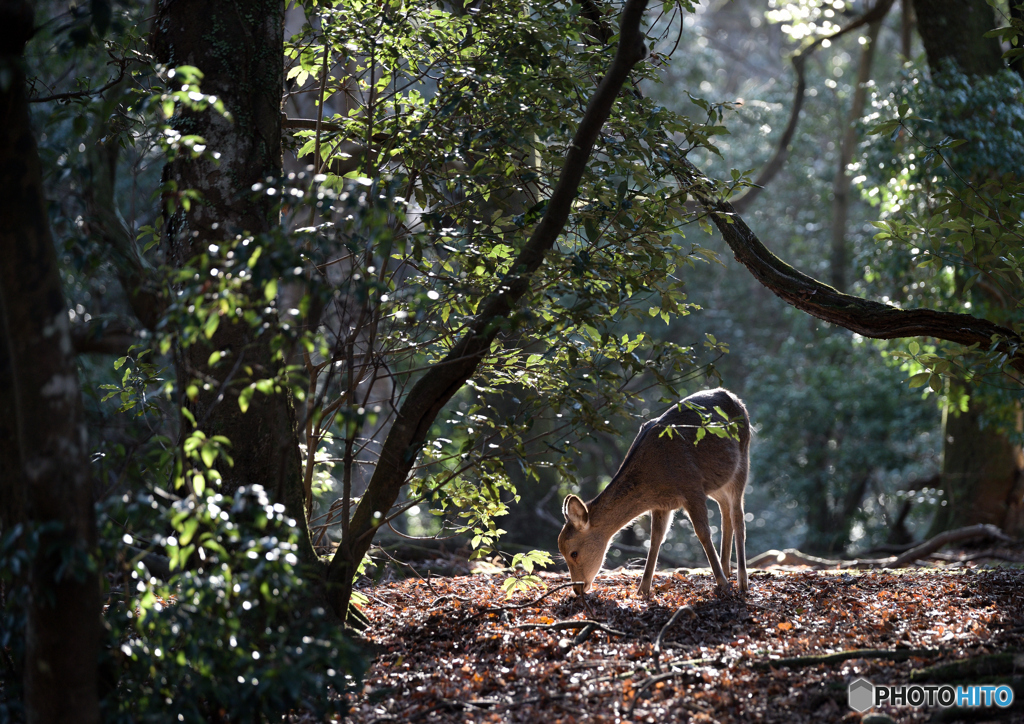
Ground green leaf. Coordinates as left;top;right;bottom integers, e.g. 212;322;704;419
179;518;200;546
908;372;930;388
204;313;219;339
869;120;900;136
239;385;255;413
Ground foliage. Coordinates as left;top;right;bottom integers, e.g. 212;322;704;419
766;0;849;41
472;549;556;597
99;485;364;723
858;65;1024;436
276;0;721;566
746;325;941;554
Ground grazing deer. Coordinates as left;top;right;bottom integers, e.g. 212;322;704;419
558;388;751;597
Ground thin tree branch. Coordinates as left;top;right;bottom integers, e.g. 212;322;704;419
28;59;128;103
730;0;896;213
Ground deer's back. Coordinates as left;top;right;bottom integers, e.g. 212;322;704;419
613;388;749;503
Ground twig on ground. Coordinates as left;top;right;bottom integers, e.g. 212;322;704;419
515;619;627;636
572;623;598;647
653;605;696;673
463;583;577;622
360;592;396;611
515;618;627;650
751;648;942;670
430;593;471;608
890;525;1013;567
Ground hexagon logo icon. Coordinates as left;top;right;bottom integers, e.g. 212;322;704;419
848;678;874;713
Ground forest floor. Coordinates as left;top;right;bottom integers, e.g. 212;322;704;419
341;564;1024;724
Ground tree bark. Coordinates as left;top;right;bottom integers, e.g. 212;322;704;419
0;2;100;720
912;0;1004;76
151;0;313;557
325;0;652;621
688;187;1024;364
910;0;1022;537
0;292;21;538
927;383;1022;535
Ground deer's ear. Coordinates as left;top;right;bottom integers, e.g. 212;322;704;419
562;494;590;530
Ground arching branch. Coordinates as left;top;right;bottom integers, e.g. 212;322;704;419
679;156;1024;372
580;0;1023;371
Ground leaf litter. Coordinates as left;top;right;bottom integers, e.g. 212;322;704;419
344;567;1024;723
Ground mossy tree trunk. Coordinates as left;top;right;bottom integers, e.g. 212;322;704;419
913;0;1004;77
912;0;1023;537
151;0;314;558
0;1;100;719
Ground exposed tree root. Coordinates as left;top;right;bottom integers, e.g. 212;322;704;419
751;648;942;670
747;524;1016;571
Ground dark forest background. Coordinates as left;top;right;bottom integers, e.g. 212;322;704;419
2;0;1022;719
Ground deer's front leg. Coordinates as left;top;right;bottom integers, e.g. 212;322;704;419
638;509;671;598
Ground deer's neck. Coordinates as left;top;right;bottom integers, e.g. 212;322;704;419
587;470;650;539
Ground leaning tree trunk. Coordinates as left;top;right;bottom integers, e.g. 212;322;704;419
324;0;653;621
151;0;313;557
912;0;1023;536
0;1;100;720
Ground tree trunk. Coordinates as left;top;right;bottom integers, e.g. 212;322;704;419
0;2;100;720
151;0;313;557
927;384;1022;536
324;0;652;621
912;0;1023;538
912;0;1004;76
830;18;883;293
0;294;22;538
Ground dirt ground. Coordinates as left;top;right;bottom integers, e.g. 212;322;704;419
343;566;1024;723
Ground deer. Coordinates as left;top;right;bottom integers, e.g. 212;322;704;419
558;388;751;598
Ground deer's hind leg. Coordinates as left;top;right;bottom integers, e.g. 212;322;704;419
638;509;672;599
684;498;729;589
713;492;734;580
732;487;748;593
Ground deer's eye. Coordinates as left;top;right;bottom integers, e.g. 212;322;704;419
570;551;578;560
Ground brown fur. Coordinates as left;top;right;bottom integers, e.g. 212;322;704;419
558;388;751;597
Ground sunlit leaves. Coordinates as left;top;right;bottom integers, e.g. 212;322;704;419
275;0;717;556
101;485;363;720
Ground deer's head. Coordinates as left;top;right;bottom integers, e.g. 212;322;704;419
558;494;608;595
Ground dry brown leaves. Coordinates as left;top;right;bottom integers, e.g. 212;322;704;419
344;567;1024;723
